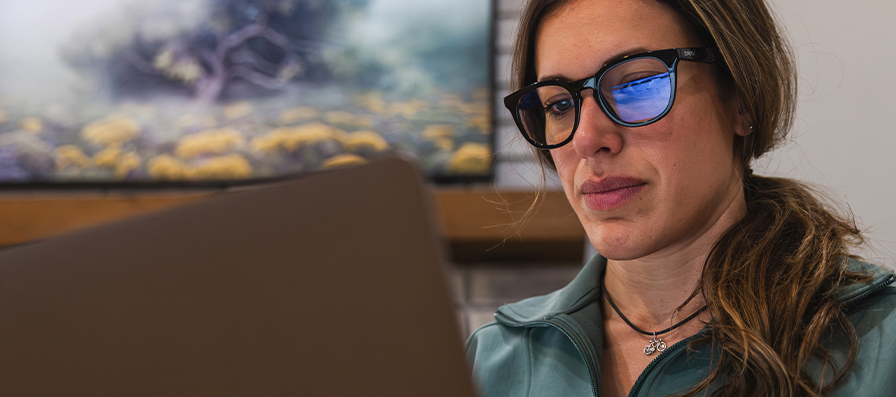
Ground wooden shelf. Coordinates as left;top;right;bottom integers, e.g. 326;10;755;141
0;187;586;263
433;189;586;262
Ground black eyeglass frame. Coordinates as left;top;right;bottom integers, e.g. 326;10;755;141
504;47;717;149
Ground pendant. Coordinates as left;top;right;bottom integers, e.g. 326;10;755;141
643;333;667;355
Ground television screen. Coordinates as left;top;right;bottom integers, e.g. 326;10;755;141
0;0;493;186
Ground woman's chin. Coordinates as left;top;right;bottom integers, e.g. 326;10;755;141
583;220;654;260
588;237;656;261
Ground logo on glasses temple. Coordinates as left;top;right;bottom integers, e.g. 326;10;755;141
682;49;695;58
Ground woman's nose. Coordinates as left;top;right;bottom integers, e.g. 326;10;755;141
571;95;624;158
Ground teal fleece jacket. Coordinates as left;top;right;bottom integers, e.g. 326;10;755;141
466;255;896;396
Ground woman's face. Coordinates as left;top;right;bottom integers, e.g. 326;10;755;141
536;0;748;261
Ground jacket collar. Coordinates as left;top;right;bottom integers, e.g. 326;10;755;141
495;255;894;326
836;257;896;305
495;255;606;325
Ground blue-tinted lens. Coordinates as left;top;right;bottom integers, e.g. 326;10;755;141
600;57;673;124
610;72;671;122
515;84;577;146
516;90;547;143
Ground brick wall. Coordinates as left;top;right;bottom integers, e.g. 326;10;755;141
451;263;584;337
492;0;562;191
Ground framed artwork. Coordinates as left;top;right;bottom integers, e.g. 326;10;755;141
0;0;493;186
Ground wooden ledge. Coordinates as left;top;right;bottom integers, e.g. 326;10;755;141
0;188;586;263
433;189;585;262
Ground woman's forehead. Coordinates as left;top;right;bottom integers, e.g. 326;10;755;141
534;0;699;80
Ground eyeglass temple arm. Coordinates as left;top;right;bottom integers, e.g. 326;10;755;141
677;48;716;63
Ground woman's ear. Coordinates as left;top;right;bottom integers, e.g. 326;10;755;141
733;97;753;137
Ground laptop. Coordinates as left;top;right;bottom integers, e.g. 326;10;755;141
0;157;478;396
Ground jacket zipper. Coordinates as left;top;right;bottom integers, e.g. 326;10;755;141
842;274;895;306
626;331;707;397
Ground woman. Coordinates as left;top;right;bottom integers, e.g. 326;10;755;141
466;0;896;396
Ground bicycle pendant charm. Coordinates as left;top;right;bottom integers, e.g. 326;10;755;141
643;333;667;355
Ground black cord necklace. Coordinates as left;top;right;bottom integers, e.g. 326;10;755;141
603;287;708;355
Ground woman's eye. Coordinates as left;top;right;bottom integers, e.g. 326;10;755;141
544;99;573;117
620;72;659;84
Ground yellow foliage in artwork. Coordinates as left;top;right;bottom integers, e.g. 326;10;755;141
175;128;244;159
93;144;123;167
355;94;428;118
81;115;141;146
148;155;190;180
153;48;175;69
115;152;141;178
355;93;387;114
384;99;428;118
92;143;141;179
153;48;202;84
251;123;344;153
440;91;489;116
19;117;44;132
422;125;455;151
467;111;491;134
0;109;7;124
434;137;454;152
422;124;454;139
148;154;252;180
343;131;389;153
56;145;91;170
447;143;492;174
223;101;254;120
322;154;368;169
456;102;486;115
279;107;319;124
190;154;252;179
435;92;490;133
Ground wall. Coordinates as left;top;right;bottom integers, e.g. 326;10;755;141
758;0;896;264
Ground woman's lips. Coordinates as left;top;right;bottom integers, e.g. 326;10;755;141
581;177;646;211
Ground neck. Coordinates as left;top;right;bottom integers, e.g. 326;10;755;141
601;180;746;329
603;252;708;330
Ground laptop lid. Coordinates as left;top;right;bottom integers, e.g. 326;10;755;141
0;157;477;396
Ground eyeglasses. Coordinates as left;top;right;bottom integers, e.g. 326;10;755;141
504;48;716;149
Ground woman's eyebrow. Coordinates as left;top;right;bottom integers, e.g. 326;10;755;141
536;46;651;82
537;73;571;82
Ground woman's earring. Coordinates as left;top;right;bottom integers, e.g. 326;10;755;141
749;125;754;134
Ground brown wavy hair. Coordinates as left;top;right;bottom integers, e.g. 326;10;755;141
510;0;869;395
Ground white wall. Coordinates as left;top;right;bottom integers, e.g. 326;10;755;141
760;0;896;264
493;0;896;265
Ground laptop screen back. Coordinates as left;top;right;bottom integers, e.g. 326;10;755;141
0;157;477;396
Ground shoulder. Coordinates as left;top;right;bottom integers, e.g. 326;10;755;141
841;259;896;340
831;261;896;394
465;321;528;364
465;319;596;397
465;255;607;366
463;255;608;397
846;273;896;336
465;322;534;397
